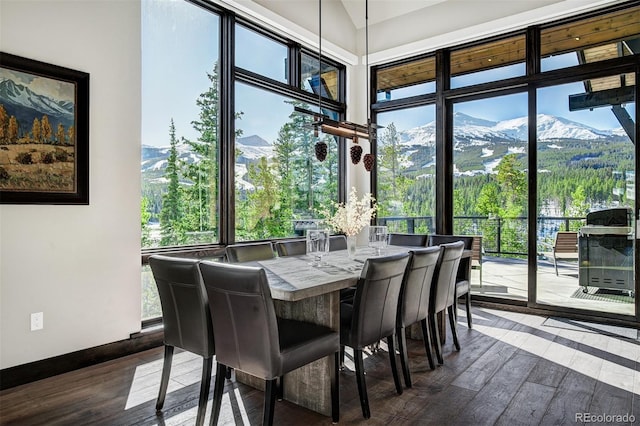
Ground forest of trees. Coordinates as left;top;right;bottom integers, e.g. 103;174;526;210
142;64;338;248
0;104;74;145
142;62;633;256
376;122;633;256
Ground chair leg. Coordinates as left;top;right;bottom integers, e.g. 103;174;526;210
210;362;227;426
396;326;412;388
465;293;472;329
429;313;443;364
156;345;174;411
386;335;403;395
448;305;461;350
277;376;284;401
194;357;212;426
263;379;278;426
554;256;558;275
354;349;370;419
225;367;232;380
420;318;435;370
331;352;340;423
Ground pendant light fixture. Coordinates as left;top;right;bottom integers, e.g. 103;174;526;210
296;0;377;170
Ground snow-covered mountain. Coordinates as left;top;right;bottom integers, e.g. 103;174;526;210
0;78;75;131
142;135;273;175
235;135;273;163
392;112;625;148
142;112;627;182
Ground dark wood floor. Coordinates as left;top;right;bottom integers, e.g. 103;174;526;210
1;307;639;425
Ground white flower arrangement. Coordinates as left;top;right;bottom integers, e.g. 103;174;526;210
321;187;377;237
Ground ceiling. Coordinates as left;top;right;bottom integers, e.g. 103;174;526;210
340;0;448;29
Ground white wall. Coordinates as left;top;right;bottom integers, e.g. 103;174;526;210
0;0;142;369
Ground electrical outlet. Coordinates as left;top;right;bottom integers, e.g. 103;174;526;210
31;312;43;331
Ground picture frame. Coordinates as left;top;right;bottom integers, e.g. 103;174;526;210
0;52;89;204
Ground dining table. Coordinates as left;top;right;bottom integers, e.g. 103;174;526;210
234;244;471;416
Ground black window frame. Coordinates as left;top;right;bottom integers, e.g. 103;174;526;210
371;0;640;326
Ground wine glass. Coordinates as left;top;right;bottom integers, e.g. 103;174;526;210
368;225;388;255
307;228;330;266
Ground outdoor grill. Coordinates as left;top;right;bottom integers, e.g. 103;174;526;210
578;208;634;296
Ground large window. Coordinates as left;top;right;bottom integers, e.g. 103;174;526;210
372;2;639;322
236;24;289;83
234;83;338;241
141;0;346;320
453;93;529;299
142;0;220;250
141;0;221;320
536;77;635;315
141;1;345;252
376;105;436;233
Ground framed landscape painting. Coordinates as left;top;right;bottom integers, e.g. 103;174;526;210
0;52;89;204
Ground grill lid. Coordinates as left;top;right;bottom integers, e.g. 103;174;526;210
585;208;632;226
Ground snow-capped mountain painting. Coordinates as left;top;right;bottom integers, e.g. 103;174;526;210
0;77;75;132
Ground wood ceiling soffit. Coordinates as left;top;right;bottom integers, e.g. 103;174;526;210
449;35;525;77
376;57;435;93
541;7;640;56
374;6;639;93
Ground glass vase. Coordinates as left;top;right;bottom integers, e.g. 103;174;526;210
347;235;357;258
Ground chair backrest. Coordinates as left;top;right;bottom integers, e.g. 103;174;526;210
274;239;306;257
554;231;578;254
398;246;441;328
199;261;281;379
225;242;275;263
346;252;410;348
429;235;472;282
428;234;473;250
148;255;214;357
430;241;465;313
329;234;347;251
388;233;428;247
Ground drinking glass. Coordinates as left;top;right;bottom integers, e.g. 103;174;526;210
368;225;388;255
307;228;330;266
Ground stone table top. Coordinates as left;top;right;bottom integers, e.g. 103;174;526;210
256;245;410;301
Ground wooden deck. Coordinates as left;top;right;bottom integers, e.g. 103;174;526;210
472;256;635;316
1;306;638;425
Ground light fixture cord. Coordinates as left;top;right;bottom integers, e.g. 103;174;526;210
318;0;322;119
365;0;371;136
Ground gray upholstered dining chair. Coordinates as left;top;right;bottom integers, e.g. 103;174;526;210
329;234;347;251
274;239;306;257
396;246;441;387
429;234;474;328
148;255;213;426
340;252;410;419
225;241;275;263
388;232;428;247
199;261;340;425
428;241;465;364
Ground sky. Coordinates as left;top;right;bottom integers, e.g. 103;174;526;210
142;0;634;148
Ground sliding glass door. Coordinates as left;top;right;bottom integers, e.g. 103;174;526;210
453;92;529;301
536;75;636;316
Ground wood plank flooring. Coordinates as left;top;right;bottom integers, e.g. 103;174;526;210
1;307;639;425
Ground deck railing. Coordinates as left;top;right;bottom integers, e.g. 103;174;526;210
378;215;586;257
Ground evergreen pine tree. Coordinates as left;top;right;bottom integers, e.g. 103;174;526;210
160;119;184;245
